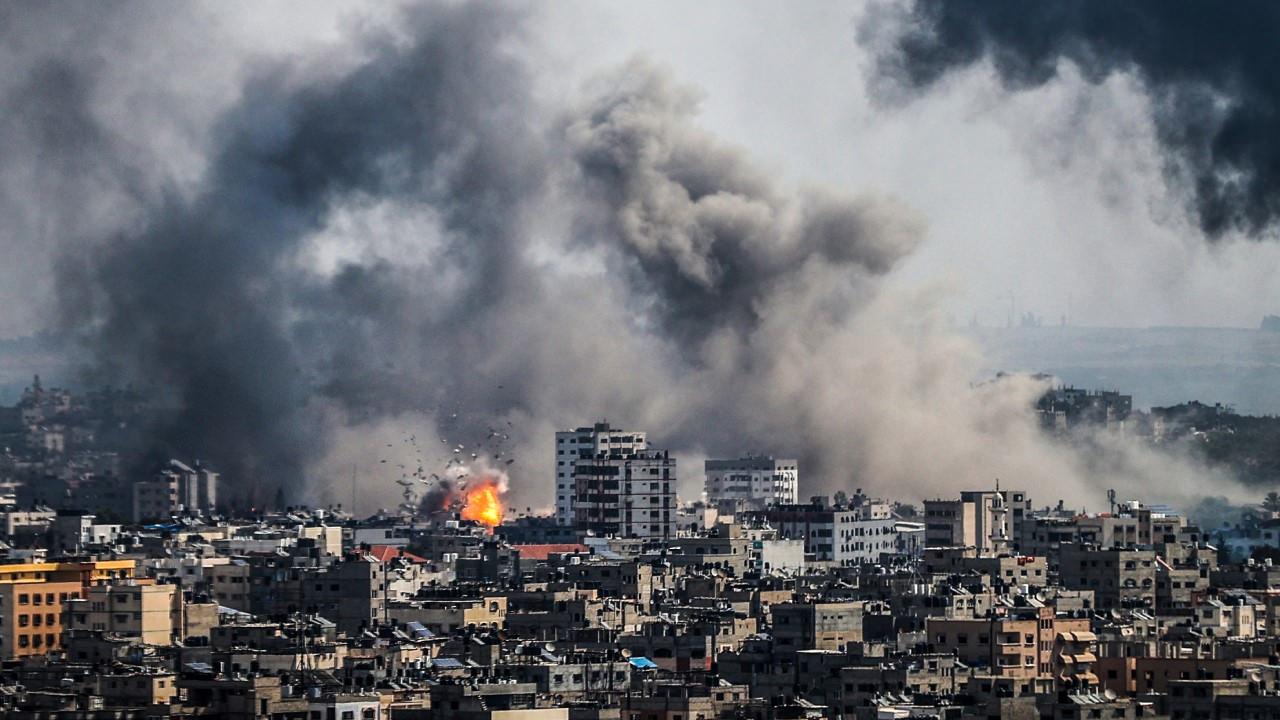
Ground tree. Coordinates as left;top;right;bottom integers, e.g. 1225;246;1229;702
1264;491;1280;512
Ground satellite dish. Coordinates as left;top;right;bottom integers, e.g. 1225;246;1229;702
620;648;632;658
1103;689;1117;701
544;642;557;653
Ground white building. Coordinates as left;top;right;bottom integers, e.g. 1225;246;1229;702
754;538;806;575
554;422;647;527
704;456;798;510
573;450;676;540
763;496;900;567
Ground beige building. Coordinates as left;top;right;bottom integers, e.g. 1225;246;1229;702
95;672;177;707
772;601;863;656
928;607;1095;688
387;596;507;634
923;489;1030;555
66;581;181;645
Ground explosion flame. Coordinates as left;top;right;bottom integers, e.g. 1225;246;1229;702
460;477;504;530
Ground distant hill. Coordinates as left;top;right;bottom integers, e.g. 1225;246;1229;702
970;325;1280;415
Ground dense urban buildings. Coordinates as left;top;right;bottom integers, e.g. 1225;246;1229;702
3;386;1280;718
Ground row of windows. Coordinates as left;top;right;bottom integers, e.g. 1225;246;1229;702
5;632;58;649
14;613;59;627
14;592;77;606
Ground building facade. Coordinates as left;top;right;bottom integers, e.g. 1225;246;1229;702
132;459;219;522
704;456;798;511
554;423;647;527
762;496;899;567
572;451;676;540
923;488;1030;555
66;581;181;645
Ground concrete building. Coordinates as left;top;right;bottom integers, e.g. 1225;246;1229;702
704;456;798;511
132;459;219;522
51;510;122;554
761;496;899;567
572;450;676;540
772;601;864;656
923;488;1030;555
927;607;1096;688
1058;546;1157;610
65;581;181;645
555;422;647;527
0;581;82;660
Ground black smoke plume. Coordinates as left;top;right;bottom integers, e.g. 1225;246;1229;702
51;4;548;504
3;2;1247;511
870;0;1280;238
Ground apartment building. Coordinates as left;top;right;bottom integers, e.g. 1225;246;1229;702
572;450;676;540
0;580;82;660
554;422;647;527
927;607;1095;688
704;455;798;511
65;581;181;645
1058;546;1157;610
761;495;899;567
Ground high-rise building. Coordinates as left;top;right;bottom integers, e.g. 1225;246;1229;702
704;456;798;510
554;422;647;527
573;451;676;540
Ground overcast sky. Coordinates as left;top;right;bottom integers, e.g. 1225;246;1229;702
3;0;1277;339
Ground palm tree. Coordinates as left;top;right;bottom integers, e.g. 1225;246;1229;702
1263;491;1280;512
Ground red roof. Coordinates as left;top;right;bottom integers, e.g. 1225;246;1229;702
513;543;590;561
368;545;429;564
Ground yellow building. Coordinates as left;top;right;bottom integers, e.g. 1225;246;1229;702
0;581;83;660
0;560;137;661
0;559;135;585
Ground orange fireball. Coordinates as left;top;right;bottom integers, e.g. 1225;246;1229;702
460;481;503;530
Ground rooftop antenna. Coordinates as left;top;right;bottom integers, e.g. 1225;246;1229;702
1107;488;1117;516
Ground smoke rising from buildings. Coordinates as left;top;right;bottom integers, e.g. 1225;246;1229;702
870;0;1280;239
0;2;1253;511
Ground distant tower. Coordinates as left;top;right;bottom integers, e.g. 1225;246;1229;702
1107;488;1117;515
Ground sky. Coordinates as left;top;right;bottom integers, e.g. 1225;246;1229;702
2;1;1278;337
535;1;1280;330
1;1;1275;512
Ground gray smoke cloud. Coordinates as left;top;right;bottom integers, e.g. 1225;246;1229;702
867;0;1280;239
0;2;1250;512
567;60;922;348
